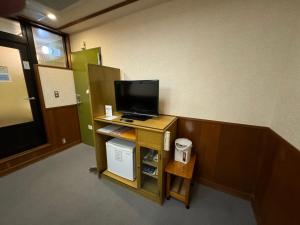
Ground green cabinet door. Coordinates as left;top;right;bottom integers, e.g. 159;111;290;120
72;48;100;146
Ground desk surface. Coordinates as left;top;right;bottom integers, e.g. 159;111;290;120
94;114;177;131
165;155;196;179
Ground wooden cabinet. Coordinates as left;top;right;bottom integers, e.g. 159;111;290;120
93;115;177;203
87;64;177;203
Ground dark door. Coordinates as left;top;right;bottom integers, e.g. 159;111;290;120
0;40;46;159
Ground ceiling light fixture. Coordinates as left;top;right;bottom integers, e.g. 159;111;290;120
47;13;56;20
41;46;50;54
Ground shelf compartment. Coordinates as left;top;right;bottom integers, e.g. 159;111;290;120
96;125;136;142
141;147;158;166
140;147;159;194
142;171;158;179
102;169;138;189
169;176;187;202
142;159;158;168
141;163;158;179
141;174;159;195
171;176;183;193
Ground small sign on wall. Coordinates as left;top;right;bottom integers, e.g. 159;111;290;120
0;66;11;82
22;61;30;70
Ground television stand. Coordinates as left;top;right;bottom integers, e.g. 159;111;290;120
121;113;153;121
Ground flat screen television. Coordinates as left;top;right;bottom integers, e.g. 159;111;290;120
114;80;159;120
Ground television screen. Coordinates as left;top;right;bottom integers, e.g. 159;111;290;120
114;80;159;117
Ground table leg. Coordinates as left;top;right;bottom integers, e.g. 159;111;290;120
183;178;191;209
166;173;171;200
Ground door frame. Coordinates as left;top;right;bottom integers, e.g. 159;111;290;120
0;18;51;159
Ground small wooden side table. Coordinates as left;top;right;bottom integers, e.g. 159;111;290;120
165;154;196;209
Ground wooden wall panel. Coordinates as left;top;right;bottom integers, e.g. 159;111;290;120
253;130;300;225
50;105;81;146
177;117;267;199
178;117;300;225
178;118;221;181
252;130;279;215
215;124;265;195
0;105;81;176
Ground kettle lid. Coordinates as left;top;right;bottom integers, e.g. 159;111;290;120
175;138;192;147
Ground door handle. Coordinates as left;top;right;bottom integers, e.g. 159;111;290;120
24;97;36;101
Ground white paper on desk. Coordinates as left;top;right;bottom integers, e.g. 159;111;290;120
97;124;122;133
104;115;118;121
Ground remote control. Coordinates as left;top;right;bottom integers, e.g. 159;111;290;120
121;118;133;123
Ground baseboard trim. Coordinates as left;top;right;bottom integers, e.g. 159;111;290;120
0;143;52;164
0;140;81;177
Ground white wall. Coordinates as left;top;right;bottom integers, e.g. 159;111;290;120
271;14;300;150
70;0;299;129
38;66;77;108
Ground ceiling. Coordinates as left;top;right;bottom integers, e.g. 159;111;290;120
14;0;170;33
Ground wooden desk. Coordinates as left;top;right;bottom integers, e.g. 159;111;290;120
165;155;196;208
93;115;177;203
87;65;177;204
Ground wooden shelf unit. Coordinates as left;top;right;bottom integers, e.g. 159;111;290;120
87;64;177;204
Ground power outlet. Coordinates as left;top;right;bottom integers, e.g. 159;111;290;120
62;138;66;144
88;125;93;130
54;90;60;98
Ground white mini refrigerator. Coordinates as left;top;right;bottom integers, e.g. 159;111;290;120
106;138;136;181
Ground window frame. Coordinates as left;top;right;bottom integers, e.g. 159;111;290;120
0;17;27;44
30;26;68;68
0;17;71;68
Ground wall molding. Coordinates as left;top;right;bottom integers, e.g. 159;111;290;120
58;0;140;30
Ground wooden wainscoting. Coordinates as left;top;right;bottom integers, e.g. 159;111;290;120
0;105;81;176
177;116;300;225
177;116;267;199
252;129;300;225
43;105;81;147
